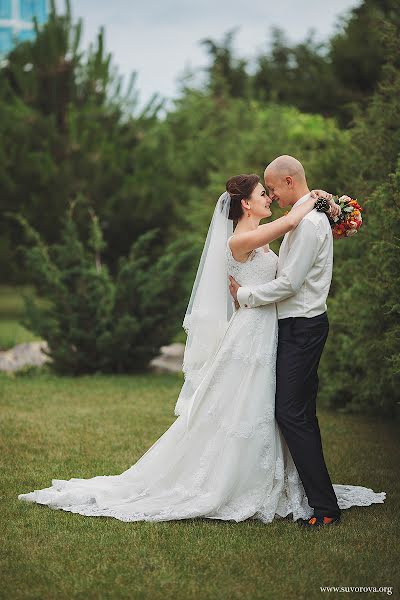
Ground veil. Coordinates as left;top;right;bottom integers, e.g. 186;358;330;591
174;191;234;416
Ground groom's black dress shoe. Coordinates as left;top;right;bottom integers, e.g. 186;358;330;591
298;515;341;528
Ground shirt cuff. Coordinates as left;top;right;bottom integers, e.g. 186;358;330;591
237;286;251;308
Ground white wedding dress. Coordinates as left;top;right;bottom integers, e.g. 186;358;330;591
17;238;386;522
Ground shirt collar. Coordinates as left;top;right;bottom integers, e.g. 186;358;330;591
292;192;312;210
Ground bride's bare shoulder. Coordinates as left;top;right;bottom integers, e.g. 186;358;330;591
228;233;253;262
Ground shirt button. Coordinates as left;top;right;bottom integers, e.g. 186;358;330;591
244;304;248;307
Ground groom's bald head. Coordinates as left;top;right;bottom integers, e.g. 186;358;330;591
264;155;306;182
264;155;309;208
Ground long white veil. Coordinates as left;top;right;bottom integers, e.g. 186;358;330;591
174;191;234;416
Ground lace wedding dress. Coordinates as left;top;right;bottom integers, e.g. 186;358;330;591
17;238;386;522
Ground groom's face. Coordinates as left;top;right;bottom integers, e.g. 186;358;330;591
264;172;293;208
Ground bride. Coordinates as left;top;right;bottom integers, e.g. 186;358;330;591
18;174;386;523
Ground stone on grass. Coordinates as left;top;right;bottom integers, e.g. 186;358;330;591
0;341;51;372
149;343;184;374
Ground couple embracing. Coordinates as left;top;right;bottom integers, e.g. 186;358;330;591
18;155;386;527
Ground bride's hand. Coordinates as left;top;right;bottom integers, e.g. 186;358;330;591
311;189;341;219
311;189;332;201
328;199;341;219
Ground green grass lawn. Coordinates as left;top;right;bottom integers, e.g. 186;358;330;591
0;370;398;600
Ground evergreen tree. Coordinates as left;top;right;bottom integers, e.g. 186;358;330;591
319;21;400;416
0;0;166;281
8;204;196;374
201;30;251;100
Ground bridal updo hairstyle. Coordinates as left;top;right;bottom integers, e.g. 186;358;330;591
226;174;260;221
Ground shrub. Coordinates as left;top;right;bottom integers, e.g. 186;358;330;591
9;204;195;374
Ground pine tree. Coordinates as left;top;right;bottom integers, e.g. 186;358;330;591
319;21;400;416
7;204;196;374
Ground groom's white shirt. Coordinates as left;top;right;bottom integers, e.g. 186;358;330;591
237;193;333;318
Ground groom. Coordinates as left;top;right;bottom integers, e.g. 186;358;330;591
229;155;341;528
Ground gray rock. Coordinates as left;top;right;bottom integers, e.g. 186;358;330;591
0;341;51;372
0;340;184;374
149;342;184;374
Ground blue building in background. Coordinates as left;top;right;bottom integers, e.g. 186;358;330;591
0;0;48;55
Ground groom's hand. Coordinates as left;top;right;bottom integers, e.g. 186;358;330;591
229;276;240;303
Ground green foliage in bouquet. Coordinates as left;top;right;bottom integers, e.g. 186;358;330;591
7;205;196;374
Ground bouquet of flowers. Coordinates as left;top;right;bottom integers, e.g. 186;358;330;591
315;195;363;239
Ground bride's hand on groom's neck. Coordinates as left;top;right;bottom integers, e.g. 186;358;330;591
310;189;332;201
311;190;341;219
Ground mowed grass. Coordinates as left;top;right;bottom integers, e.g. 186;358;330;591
0;370;398;600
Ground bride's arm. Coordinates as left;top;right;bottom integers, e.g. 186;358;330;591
230;190;335;256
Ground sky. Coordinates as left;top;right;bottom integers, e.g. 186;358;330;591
55;0;361;108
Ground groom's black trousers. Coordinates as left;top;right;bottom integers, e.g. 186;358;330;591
275;312;341;519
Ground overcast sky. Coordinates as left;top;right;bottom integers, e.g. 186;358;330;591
55;0;361;107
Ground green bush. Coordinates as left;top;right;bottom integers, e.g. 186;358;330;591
9;205;196;374
319;23;400;417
